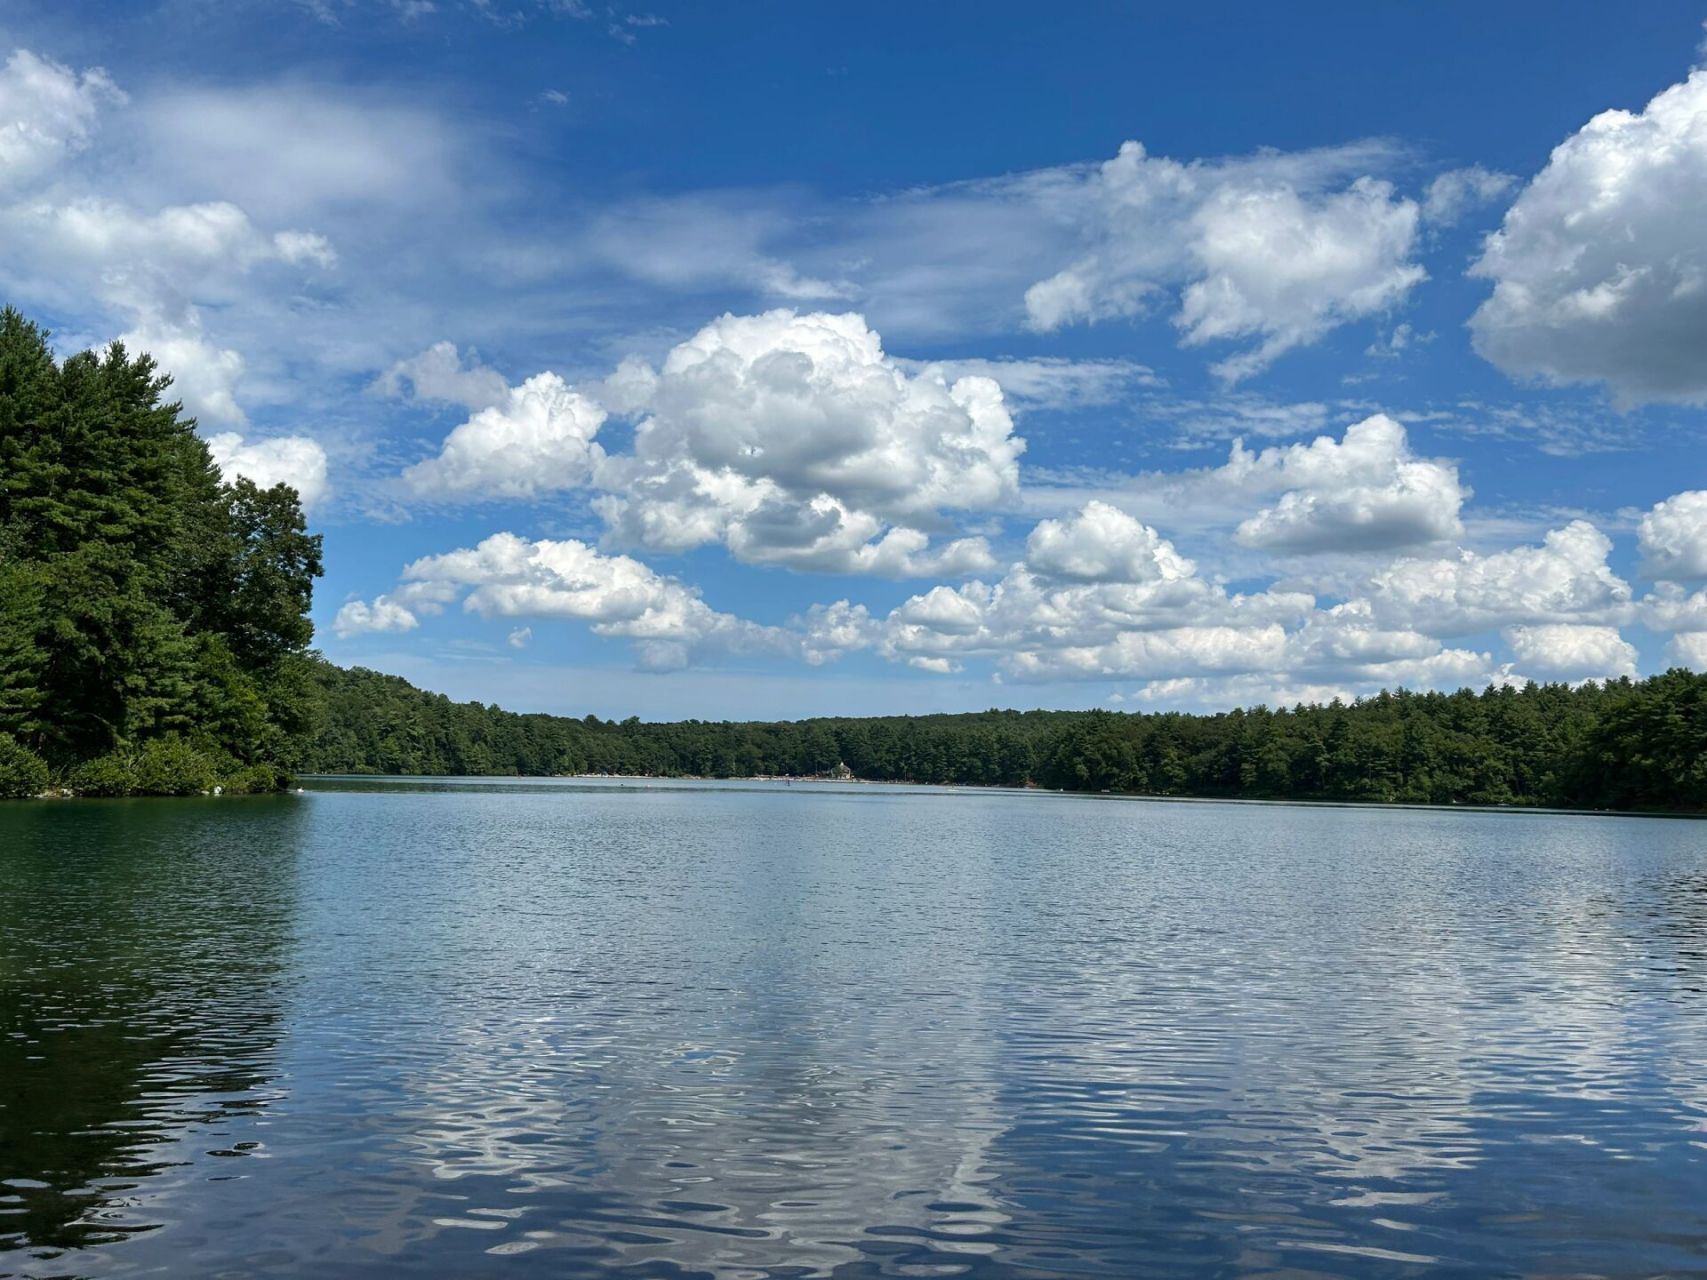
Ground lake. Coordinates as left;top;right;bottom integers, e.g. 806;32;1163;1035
2;779;1706;1278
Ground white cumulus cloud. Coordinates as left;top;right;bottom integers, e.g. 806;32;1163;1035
1469;69;1707;404
594;310;1023;576
1666;630;1707;671
877;503;1314;680
1024;501;1196;583
206;430;330;508
125;322;249;426
797;600;880;666
1003;624;1293;682
1502;623;1637;680
1638;489;1707;581
1226;414;1466;554
1123;654;1516;713
387;532;797;669
1024;141;1425;381
1083;413;1466;551
1639;582;1707;673
1641;582;1707;632
340;536;894;672
403;371;607;501
333;595;420;638
1369;521;1633;637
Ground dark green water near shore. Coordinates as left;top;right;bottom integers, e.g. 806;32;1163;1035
3;778;1707;1277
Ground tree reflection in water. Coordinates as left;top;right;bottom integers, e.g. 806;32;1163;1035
0;798;300;1259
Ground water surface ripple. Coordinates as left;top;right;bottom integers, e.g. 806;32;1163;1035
3;779;1706;1277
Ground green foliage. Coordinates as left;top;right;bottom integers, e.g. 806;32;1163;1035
1569;670;1707;810
300;661;1707;813
222;762;292;795
130;738;217;796
68;752;138;797
0;306;322;797
0;732;48;798
75;740;205;796
66;739;287;797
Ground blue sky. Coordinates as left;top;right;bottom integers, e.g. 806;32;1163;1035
4;1;1707;719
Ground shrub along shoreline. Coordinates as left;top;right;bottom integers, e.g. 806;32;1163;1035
0;733;291;799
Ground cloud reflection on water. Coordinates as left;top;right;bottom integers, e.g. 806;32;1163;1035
4;782;1707;1277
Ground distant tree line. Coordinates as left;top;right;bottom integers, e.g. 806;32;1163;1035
0;308;323;797
301;661;1707;812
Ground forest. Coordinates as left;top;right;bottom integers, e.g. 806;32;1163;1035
2;303;1705;810
0;308;323;797
303;661;1707;812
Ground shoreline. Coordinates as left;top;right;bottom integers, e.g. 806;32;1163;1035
296;772;1707;821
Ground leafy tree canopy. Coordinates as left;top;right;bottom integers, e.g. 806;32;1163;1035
0;307;322;793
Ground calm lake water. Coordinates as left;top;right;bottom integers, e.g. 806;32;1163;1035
3;779;1707;1278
